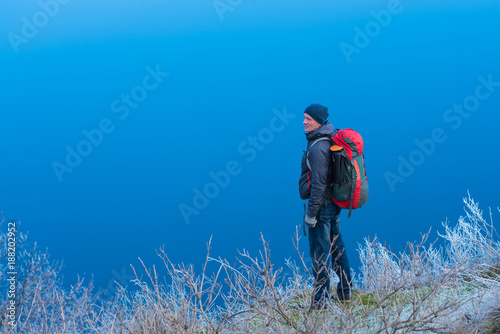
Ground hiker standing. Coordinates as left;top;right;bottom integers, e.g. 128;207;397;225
299;104;352;306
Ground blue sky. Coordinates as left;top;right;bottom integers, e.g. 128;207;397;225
1;0;499;291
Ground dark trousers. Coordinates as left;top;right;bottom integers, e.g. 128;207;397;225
308;203;352;301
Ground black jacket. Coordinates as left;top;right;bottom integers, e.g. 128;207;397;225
299;122;334;217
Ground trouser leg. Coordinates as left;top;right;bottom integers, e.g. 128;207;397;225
308;204;335;301
330;207;352;299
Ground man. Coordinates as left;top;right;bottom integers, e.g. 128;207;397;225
299;104;352;308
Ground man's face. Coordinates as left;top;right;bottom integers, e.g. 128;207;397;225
303;113;321;133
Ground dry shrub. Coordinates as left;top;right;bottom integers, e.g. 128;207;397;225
1;194;499;333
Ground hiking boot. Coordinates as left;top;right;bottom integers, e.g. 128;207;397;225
331;292;351;302
337;293;351;302
308;300;328;311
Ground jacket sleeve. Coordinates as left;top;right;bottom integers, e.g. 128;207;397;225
298;153;310;200
307;142;331;217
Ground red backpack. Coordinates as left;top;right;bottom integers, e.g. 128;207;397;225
307;129;369;217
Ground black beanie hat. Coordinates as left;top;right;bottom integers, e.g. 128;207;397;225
304;104;329;125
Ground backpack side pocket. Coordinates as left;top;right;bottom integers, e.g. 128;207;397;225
332;150;353;202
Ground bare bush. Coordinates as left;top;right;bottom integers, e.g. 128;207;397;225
1;194;499;333
439;194;500;272
0;219;102;334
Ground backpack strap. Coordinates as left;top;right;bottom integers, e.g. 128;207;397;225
306;136;332;171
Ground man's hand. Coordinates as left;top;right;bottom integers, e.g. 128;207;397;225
304;214;317;229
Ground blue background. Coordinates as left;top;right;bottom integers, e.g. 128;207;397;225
1;0;499;291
